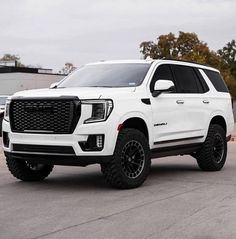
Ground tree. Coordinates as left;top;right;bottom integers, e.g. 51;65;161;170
218;40;236;78
59;62;76;75
0;54;25;67
140;32;236;97
140;31;221;67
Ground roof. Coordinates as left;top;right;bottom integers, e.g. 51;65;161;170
159;59;218;72
0;65;66;76
88;59;218;72
88;59;154;65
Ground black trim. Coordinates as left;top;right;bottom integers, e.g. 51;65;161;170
193;68;209;93
0;116;3;137
11;96;79;100
154;135;204;145
12;144;75;155
4;152;112;167
151;143;202;158
79;135;104;151
141;98;151;105
3;131;9;147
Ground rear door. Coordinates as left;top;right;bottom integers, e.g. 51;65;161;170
170;64;210;140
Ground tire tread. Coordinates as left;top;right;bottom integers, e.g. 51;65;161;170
196;124;227;171
101;128;151;189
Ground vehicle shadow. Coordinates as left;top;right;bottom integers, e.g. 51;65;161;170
17;169;111;191
150;162;200;175
14;162;202;191
148;162;201;181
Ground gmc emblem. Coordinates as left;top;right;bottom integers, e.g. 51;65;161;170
24;104;54;113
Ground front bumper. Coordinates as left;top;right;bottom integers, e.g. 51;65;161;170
2;109;119;165
4;151;112;166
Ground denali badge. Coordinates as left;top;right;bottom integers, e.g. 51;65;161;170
154;123;167;126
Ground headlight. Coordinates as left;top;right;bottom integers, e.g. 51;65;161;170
4;99;11;122
82;99;113;124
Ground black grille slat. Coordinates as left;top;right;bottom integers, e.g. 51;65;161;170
12;144;75;155
10;98;81;134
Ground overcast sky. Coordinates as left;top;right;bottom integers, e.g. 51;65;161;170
0;0;235;71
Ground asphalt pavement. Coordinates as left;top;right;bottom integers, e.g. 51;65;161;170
0;140;236;239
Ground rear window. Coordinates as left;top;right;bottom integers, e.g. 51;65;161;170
203;70;229;93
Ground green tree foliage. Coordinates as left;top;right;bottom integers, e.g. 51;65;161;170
218;40;236;97
218;40;236;78
140;32;236;97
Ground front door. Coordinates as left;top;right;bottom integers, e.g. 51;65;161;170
149;64;208;149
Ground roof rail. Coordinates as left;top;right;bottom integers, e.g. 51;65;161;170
161;58;210;67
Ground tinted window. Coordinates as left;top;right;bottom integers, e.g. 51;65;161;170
172;65;200;93
194;68;209;93
203;69;229;93
150;64;174;92
58;63;151;88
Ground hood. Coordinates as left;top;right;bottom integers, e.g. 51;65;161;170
12;87;136;100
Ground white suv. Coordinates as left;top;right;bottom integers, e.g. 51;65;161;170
2;60;234;188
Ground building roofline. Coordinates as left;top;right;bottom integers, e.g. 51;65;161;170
0;65;67;76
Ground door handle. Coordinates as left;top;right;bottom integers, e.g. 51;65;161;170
176;100;184;104
203;100;210;104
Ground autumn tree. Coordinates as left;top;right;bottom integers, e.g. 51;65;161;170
140;32;236;97
60;62;76;75
140;32;221;67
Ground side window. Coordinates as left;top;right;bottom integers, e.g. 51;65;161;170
194;68;209;93
171;65;200;93
203;69;229;93
150;64;174;92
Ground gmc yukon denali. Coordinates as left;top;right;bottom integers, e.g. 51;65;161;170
2;59;234;189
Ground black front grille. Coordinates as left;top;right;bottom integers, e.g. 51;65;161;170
10;97;81;134
12;144;75;155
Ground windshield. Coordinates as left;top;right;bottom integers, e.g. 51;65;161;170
58;63;151;88
0;97;7;105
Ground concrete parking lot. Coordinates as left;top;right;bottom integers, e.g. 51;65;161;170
0;140;236;239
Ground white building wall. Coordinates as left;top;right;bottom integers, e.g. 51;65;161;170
0;73;65;95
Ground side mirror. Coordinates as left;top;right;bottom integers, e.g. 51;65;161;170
152;80;175;97
50;82;59;89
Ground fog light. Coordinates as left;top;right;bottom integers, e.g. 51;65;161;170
79;134;104;151
96;135;103;148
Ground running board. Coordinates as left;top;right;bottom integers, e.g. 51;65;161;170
151;143;203;158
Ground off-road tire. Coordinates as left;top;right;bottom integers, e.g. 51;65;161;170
196;124;227;171
101;128;151;189
6;157;54;181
